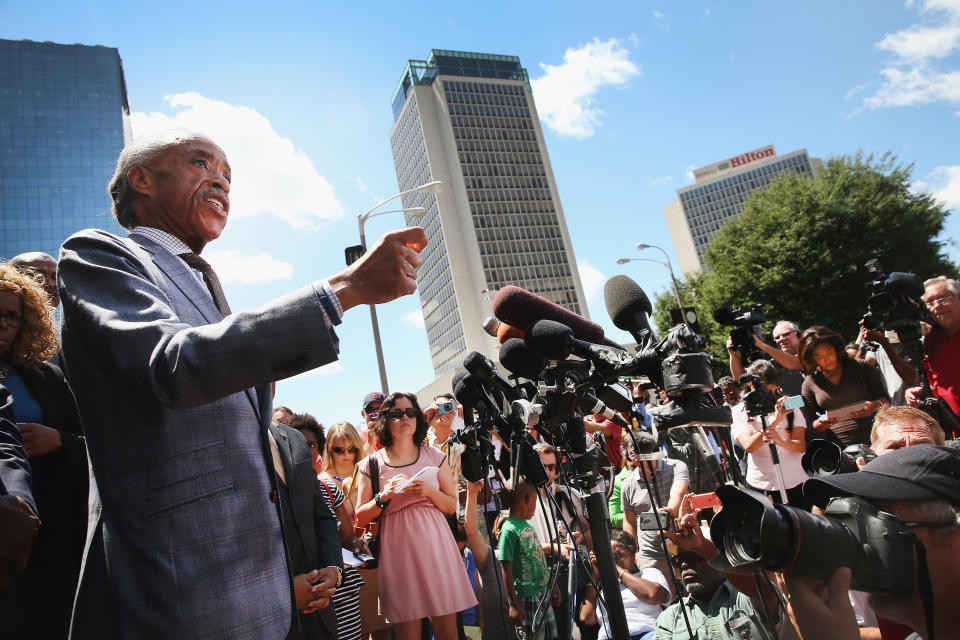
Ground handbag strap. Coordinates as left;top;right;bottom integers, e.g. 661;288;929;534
319;478;337;511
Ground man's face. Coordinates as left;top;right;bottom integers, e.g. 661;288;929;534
721;384;741;406
362;402;381;425
873;420;941;456
673;552;725;601
16;254;59;308
867;499;959;631
134;138;231;253
924;282;960;333
773;322;801;355
540;452;558;484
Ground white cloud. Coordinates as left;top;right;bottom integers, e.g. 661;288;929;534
402;309;425;329
131;92;343;229
287;361;343;380
531;38;641;139
685;165;696;182
916;165;960;209
352;177;368;192
644;175;674;187
861;0;960;113
577;259;605;302
204;249;294;284
652;10;664;19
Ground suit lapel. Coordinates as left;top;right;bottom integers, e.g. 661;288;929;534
129;232;263;418
271;425;296;482
128;233;222;325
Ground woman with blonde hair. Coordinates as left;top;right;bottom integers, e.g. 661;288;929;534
321;420;365;497
0;263;86;638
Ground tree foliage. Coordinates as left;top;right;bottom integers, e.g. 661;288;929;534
653;152;958;367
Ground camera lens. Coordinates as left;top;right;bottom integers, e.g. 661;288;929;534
726;499;766;564
810;446;840;474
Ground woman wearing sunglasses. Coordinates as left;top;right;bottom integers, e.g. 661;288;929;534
355;392;477;640
321;421;364;497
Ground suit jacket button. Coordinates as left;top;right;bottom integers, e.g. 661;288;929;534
270;489;278;504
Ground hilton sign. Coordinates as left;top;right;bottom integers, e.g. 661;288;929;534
728;146;775;168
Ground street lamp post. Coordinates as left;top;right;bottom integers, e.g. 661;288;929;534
616;242;690;328
357;180;442;395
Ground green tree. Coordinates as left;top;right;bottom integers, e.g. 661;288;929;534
653;152;958;368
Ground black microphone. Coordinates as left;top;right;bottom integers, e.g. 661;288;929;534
525;320;638;380
454;373;508;429
712;306;736;325
604;275;656;348
463;351;521;400
494;285;613;345
579;394;630;428
499;338;548;380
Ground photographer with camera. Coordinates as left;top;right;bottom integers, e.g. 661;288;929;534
726;319;805;398
905;277;960;438
781;444;960;640
855;321;918;407
732;360;810;510
621;432;689;598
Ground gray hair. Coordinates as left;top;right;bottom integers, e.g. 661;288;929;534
909;498;960;533
746;359;779;385
107;129;210;229
923;276;960;297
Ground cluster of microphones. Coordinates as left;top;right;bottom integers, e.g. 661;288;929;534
446;274;731;488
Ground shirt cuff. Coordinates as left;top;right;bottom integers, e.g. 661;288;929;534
317;280;343;328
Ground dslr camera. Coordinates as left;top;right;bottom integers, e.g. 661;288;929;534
709;485;916;596
713;306;767;365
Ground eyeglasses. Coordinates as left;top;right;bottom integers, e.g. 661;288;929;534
925;296;955;309
774;330;798;340
387;408;419;420
331;446;358;455
542;463;557;471
0;312;22;328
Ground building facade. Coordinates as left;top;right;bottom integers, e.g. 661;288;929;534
664;145;822;274
389;50;587;381
0;39;130;260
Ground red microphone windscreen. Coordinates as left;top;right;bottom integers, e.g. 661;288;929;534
496;322;525;344
493;285;605;343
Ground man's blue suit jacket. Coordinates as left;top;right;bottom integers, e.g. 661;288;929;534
59;229;342;639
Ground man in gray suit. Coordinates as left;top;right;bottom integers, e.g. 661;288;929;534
58;131;427;639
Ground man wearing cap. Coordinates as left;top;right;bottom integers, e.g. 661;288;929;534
786;444;960;640
360;392;384;451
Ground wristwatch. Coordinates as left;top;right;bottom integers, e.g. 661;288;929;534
374;492;391;509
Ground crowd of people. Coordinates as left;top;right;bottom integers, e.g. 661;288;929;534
1;129;958;640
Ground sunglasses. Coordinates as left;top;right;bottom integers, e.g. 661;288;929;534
331;446;358;455
671;554;707;569
0;312;23;329
387;408;419;420
542;463;557;471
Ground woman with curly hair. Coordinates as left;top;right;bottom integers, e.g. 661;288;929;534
355;392;476;640
0;263;87;638
798;325;889;446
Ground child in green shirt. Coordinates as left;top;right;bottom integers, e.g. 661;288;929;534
497;481;558;640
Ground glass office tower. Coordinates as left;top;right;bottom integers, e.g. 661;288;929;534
0;39;130;260
390;50;587;378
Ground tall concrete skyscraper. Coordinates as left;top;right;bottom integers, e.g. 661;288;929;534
664;145;822;274
0;39;130;260
389;50;587;380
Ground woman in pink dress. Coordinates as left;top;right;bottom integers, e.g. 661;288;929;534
356;392;477;640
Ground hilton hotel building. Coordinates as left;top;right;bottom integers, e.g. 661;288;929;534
664;145;822;274
388;50;588;393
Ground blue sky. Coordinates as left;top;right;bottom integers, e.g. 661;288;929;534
3;0;959;426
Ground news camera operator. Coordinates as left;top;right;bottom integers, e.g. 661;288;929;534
905;276;960;438
781;444;960;640
726;320;805;397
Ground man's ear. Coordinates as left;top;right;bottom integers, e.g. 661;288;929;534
127;165;152;196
